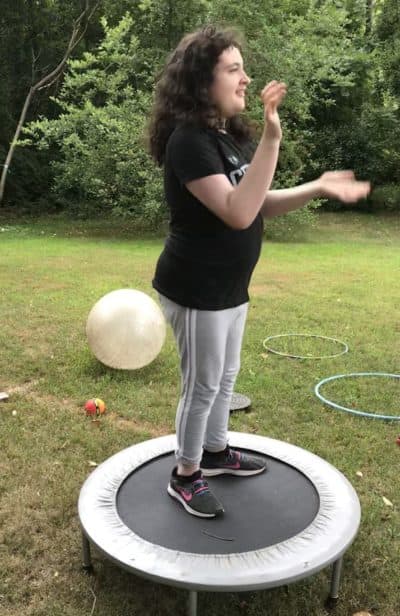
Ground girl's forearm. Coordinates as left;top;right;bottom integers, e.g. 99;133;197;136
227;134;281;228
261;180;322;218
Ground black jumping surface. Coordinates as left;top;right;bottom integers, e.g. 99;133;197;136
116;450;320;555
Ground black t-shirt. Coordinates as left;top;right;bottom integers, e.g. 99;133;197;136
152;124;264;310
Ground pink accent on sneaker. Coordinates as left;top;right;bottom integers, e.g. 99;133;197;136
178;488;193;503
225;451;241;469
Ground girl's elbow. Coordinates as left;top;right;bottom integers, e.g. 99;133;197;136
224;194;258;229
227;214;254;230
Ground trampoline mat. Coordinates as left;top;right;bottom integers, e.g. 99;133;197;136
117;450;320;554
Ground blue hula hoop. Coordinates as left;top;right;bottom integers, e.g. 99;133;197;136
315;372;400;421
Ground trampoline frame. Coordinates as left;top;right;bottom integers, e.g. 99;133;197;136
78;432;361;616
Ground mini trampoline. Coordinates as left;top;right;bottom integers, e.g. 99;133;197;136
78;432;361;616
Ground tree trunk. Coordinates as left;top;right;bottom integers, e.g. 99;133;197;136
365;0;374;37
0;88;34;203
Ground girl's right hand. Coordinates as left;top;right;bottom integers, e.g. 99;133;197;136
261;81;287;142
318;171;371;202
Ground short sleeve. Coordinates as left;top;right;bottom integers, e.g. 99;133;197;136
166;126;225;185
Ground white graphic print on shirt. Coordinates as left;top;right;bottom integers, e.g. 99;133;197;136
229;163;250;186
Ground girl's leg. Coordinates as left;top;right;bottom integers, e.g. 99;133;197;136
159;295;240;468
199;303;266;478
203;302;248;452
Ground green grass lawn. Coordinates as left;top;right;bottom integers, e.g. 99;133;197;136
0;212;399;616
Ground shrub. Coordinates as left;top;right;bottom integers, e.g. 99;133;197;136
367;184;400;212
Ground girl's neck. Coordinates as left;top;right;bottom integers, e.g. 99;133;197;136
216;117;227;133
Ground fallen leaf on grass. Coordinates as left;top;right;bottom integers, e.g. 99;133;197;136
382;496;393;507
356;471;363;478
88;461;98;467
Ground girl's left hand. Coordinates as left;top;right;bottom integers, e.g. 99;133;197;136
318;171;371;203
261;81;287;142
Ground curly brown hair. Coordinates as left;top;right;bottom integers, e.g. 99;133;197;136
147;25;254;166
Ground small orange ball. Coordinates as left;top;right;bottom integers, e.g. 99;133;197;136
84;398;106;417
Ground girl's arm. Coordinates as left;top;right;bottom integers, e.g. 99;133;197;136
186;81;286;230
261;172;370;218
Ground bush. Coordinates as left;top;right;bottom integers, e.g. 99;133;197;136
24;15;166;228
367;184;400;212
264;199;322;241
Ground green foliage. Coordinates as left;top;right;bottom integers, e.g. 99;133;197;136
375;0;400;97
25;15;164;225
368;184;400;212
0;0;100;204
264;199;322;241
307;101;400;188
206;0;364;188
298;1;400;209
9;0;400;218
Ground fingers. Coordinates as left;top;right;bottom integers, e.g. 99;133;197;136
261;81;287;108
261;80;286;96
320;170;371;202
322;170;355;181
330;180;371;203
341;170;356;179
341;181;371;202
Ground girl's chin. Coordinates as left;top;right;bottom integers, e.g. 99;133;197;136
235;98;246;111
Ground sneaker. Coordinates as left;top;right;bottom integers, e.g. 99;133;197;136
201;446;267;477
167;468;224;518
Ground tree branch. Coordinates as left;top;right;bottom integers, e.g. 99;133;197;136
0;1;101;204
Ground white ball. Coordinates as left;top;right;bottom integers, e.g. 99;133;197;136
86;289;166;369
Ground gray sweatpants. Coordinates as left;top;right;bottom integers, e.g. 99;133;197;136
159;294;248;466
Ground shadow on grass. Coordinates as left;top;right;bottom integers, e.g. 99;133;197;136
80;354;166;384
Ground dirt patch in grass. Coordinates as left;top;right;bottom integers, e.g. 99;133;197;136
107;412;170;437
6;379;43;394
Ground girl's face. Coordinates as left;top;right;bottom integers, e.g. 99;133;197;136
209;46;251;120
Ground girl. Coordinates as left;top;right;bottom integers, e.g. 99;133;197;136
148;25;370;518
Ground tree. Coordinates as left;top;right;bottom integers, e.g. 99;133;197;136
19;0;400;219
205;0;366;183
25;14;164;224
375;0;400;97
0;0;104;206
305;0;400;208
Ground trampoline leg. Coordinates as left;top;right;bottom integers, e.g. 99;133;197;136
82;532;93;571
330;557;343;598
188;590;198;616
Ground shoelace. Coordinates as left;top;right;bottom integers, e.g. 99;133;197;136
225;448;240;465
192;478;210;496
